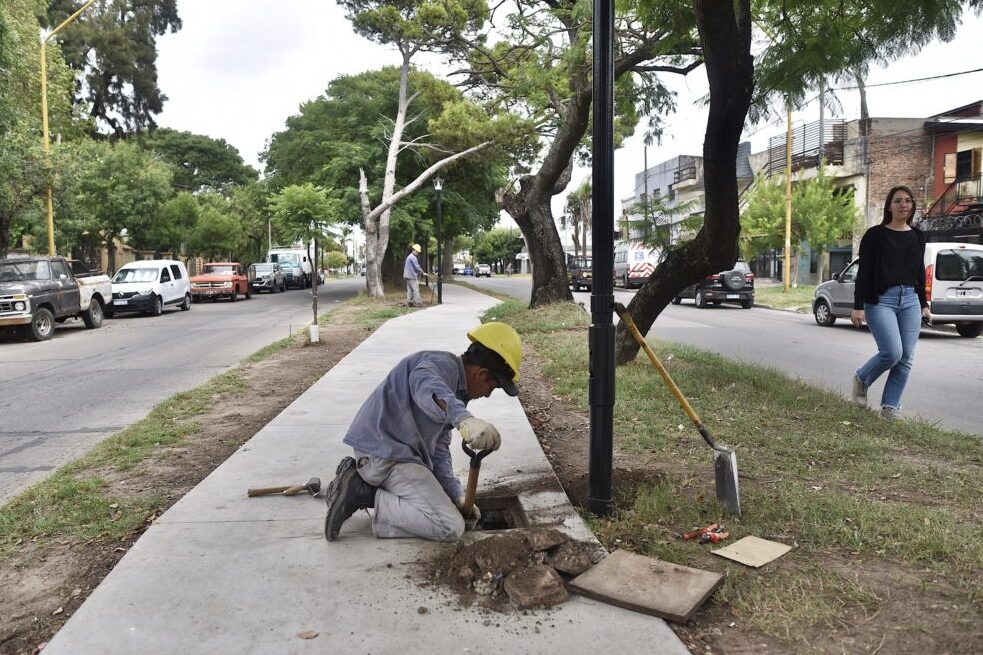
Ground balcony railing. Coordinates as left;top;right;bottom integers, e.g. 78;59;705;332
924;175;983;217
767;119;846;175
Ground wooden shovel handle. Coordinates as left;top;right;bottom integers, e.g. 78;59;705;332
462;466;480;515
247;485;292;497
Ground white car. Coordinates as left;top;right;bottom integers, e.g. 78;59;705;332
475;263;491;277
813;241;983;338
110;260;192;316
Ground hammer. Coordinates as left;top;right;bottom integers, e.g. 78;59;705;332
247;477;321;497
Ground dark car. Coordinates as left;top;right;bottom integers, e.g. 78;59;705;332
567;256;592;291
673;260;755;309
249;262;286;293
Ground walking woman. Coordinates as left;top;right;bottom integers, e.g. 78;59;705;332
851;185;931;419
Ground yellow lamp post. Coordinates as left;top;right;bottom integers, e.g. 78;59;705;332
41;0;97;256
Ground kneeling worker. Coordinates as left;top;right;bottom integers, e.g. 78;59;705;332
324;322;522;542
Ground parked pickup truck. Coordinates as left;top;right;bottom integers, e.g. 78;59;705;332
190;262;252;302
0;256;112;341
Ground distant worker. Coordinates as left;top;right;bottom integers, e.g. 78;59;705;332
506;262;513;277
404;243;424;307
324;322;523;542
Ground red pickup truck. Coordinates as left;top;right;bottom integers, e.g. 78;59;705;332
190;262;252;302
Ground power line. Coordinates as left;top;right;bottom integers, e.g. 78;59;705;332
831;66;983;91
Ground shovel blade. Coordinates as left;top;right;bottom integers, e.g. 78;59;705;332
713;448;741;517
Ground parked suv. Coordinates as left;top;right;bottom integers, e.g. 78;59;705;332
111;260;191;316
673;260;755;308
814;241;983;337
249;262;286;293
475;263;492;277
567;255;592;291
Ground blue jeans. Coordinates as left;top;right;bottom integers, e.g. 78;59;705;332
856;286;922;410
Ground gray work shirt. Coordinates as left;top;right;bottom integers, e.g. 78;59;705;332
403;253;422;280
343;351;472;500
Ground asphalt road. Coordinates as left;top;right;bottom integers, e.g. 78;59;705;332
464;275;983;437
0;279;363;504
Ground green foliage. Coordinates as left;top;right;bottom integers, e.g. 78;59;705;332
472;227;524;269
138;128;258;193
324;250;349;270
264;67;504;243
268;183;337;242
44;0;182;136
750;0;975;119
622;193;701;255
741;171;857;259
185;193;244;260
339;0;487;55
72;139;174;249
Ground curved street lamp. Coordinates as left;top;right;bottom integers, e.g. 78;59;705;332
41;0;97;256
433;176;443;304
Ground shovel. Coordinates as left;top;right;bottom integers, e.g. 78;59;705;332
614;303;741;517
461;441;492;516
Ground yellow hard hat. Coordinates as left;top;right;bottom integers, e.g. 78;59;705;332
411;243;422;253
467;322;522;386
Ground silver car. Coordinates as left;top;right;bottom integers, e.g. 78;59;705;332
813;260;859;326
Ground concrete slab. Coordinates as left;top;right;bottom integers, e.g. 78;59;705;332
43;285;689;655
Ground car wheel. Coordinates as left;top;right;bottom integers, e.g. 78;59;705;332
150;295;163;317
740;298;754;309
30;307;56;341
671;296;681;305
181;293;191;311
230;287;238;302
956;323;982;338
813;299;835;326
82;298;104;329
695;288;708;308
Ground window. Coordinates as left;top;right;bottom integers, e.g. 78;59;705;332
170;264;183;279
840;262;858;283
50;260;70;280
935;249;983;281
160;268;172;283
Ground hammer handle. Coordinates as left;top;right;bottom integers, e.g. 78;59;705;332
462;466;479;515
247;485;292;497
282;484;306;496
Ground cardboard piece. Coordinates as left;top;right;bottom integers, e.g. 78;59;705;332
712;536;792;568
568;550;723;623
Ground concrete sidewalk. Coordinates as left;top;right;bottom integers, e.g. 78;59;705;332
44;285;689;655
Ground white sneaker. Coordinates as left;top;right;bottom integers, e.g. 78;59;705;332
851;375;867;407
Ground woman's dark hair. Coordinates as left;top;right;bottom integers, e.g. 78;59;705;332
881;185;917;226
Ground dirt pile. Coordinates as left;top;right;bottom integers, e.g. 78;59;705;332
429;528;602;610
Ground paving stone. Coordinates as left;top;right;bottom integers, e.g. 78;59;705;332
523;527;568;552
503;565;569;608
549;542;593;576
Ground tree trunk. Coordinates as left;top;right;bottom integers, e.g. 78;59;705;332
106;234;117;274
614;0;754;364
0;210;11;259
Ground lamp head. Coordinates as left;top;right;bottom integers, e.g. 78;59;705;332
433;176;443;192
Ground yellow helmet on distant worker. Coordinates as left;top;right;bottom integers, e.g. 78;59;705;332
467;322;522;382
411;243;422;253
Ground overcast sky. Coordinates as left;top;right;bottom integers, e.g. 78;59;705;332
155;2;983;231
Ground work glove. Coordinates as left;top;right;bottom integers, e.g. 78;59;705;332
458;417;501;451
456;495;482;531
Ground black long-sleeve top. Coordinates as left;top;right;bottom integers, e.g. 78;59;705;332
853;224;928;310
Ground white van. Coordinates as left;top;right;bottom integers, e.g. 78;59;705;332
110;259;192;316
614;242;661;289
814;241;983;338
924;241;983;337
267;245;313;289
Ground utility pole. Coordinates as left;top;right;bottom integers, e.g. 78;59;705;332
818;82;825;173
784;100;793;293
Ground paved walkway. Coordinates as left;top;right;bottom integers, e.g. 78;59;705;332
43;285;688;655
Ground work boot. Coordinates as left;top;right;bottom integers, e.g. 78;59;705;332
851;375;867;407
324;456;376;541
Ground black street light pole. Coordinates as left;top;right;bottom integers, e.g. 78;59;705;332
587;0;614;516
433;176;444;304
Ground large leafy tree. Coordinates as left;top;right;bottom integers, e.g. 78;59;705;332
453;0;701;306
138;128;258;193
74;139;173;272
741;171;857;282
0;0;76;257
264;67;510;291
44;0;182;136
334;0;518;297
472;227;524;272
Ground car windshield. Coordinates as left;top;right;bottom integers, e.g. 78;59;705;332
271;253;300;266
204;265;235;275
254;264;273;273
0;260;50;282
113;268;159;284
733;261;751;274
935;249;983;282
571;257;591;269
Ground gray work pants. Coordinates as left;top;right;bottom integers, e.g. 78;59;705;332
354;452;464;542
405;278;422;306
